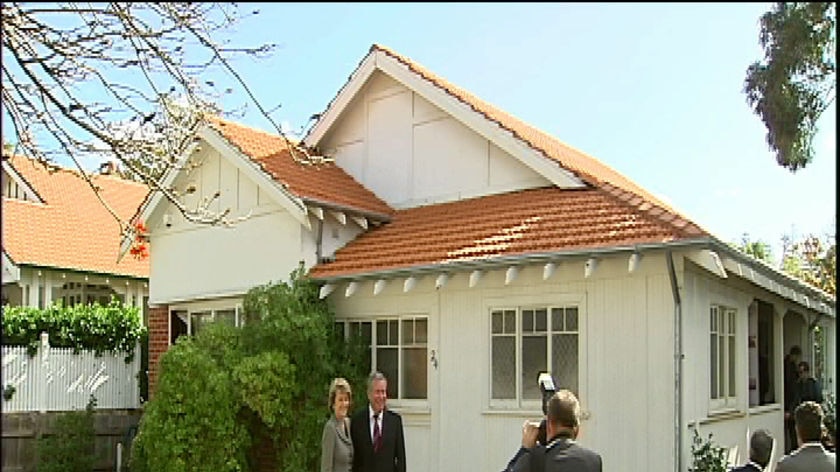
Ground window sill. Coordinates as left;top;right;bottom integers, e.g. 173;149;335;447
482;408;543;418
748;403;782;415
691;409;745;426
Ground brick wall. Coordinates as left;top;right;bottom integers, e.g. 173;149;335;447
147;305;169;399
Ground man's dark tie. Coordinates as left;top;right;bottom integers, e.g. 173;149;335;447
373;413;383;452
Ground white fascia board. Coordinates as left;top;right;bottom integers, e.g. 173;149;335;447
2;251;20;283
720;255;834;317
304;52;378;148
2;160;44;203
373;52;584;189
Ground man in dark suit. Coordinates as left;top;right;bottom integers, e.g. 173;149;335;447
351;371;406;472
730;429;773;472
776;401;836;472
510;389;602;472
783;345;802;453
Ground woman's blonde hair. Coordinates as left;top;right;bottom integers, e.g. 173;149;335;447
328;377;352;411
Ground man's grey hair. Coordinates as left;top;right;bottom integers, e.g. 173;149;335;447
367;371;387;392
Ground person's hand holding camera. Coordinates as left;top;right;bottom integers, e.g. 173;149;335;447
521;420;541;449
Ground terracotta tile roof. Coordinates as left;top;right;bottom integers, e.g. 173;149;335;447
2;155;150;278
307;44;710;278
208;118;392;217
309;187;705;279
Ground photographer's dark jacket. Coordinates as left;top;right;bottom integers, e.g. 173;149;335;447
510;435;602;472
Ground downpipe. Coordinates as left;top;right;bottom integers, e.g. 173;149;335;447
667;251;684;472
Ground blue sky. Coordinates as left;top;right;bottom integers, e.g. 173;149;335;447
13;3;838;263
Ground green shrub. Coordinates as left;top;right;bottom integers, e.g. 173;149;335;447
37;396;100;472
689;428;727;472
131;266;369;472
2;298;145;361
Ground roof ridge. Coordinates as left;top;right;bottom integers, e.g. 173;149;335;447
209;115;300;146
8;154;149;190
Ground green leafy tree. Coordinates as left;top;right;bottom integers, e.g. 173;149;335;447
732;233;774;263
744;2;836;171
780;231;836;295
130;266;369;472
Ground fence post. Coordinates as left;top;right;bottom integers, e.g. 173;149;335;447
37;331;49;413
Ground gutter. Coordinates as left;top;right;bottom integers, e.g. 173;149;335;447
311;238;712;283
666;251;683;472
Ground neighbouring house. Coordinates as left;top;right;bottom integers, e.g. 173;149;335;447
1;154;149;314
137;44;835;472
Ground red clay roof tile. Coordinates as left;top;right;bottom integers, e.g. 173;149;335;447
307;45;710;278
2;155;150;278
208;118;392;217
309;187;701;279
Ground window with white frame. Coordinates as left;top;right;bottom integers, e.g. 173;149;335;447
490;305;579;407
170;306;243;344
710;304;737;410
335;316;428;401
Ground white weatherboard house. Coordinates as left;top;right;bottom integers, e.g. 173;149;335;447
138;44;836;472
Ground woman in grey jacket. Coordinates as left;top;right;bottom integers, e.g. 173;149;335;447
321;377;354;472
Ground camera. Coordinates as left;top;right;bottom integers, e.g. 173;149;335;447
536;372;556;445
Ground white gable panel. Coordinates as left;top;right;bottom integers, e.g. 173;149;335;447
322;71;552;208
333;141;367;187
412;117;487;204
488;143;550;189
149;208;306;304
367;90;413;204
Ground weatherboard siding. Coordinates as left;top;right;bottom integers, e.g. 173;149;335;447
327;252;677;472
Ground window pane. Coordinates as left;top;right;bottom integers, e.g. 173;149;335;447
565;307;578;331
352;321;373;345
551;308;564;331
492;337;515;399
190;311;212;335
492;311;504;333
216;309;236;327
710;333;718;399
504;310;516;334
710;307;717;331
377;321;387;344
415;319;427;344
728;334;735;397
552;333;578;396
719;336;725;398
402;319;414;344
535;309;547;332
376;347;398;398
522;335;547;400
403;347;427;399
522;310;534;332
389;320;399;344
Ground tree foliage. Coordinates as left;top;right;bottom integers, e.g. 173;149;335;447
744;2;836;171
732;233;774;263
1;3;309;240
130;267;370;472
781;231;836;295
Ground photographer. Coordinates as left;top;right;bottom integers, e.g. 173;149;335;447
506;388;602;472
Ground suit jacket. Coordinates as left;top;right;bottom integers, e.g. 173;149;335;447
321;415;353;472
775;443;835;472
350;407;406;472
728;462;763;472
511;437;602;472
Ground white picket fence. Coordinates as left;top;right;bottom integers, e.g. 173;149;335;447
1;332;141;412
